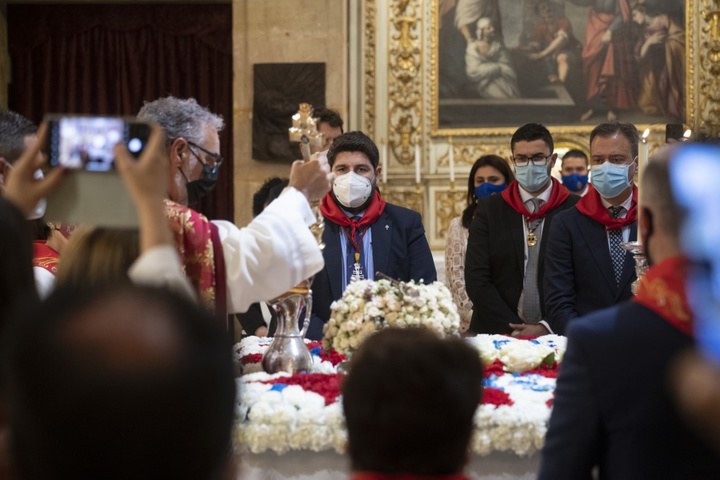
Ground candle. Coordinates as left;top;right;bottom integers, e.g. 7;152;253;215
415;143;421;184
639;129;650;175
448;137;455;183
381;139;388;184
683;129;692;142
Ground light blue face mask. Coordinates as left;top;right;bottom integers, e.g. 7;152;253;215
591;162;633;198
515;163;550;192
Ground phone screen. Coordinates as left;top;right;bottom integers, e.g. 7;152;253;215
670;145;720;363
46;116;150;171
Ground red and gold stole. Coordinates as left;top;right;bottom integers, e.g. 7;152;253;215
32;241;60;275
500;178;570;222
164;200;227;318
633;255;693;336
575;184;637;231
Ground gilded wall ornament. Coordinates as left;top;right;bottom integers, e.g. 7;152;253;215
388;0;423;164
364;0;376;139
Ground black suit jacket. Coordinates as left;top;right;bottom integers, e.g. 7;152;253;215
543;207;637;334
464;191;578;334
306;202;437;339
539;302;720;480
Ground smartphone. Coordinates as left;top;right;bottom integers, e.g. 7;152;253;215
665;124;685;143
670;145;720;364
45;115;151;171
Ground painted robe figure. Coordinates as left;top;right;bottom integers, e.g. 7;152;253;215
465;17;520;99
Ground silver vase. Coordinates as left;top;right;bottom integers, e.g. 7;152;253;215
621;241;649;295
261;281;313;374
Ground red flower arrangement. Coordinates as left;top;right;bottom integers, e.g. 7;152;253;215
482;387;514;407
261;373;345;405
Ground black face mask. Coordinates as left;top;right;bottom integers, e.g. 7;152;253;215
180;163;219;206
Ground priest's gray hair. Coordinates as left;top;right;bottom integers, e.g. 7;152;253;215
137;96;224;147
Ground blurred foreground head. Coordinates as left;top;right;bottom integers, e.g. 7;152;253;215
3;285;235;480
342;328;483;476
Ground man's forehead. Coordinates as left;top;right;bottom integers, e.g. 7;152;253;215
512;139;551;154
334;151;372;167
591;134;632;155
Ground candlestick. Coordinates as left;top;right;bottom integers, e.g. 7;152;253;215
637;129;650;248
381;138;388;184
448;137;455;184
415;143;421;184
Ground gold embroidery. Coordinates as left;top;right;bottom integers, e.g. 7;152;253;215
642;278;691;323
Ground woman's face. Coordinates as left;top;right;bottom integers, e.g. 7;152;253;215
474;165;505;187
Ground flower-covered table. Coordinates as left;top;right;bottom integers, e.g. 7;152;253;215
233;334;565;480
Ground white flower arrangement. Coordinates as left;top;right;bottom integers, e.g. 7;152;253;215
322;279;461;354
234;333;565;457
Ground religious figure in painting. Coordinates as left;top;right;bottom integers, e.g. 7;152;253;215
453;0;503;44
570;0;638;122
523;0;582;85
632;3;685;120
465;18;520;99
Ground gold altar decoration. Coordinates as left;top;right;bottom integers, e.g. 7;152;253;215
700;0;720;136
435;187;465;241
388;0;423;164
364;0;376;138
436;141;509;168
383;185;424;219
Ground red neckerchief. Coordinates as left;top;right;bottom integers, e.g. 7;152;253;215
576;184;637;231
500;178;570;222
633;255;692;336
320;190;387;255
32;241;60;275
352;472;469;480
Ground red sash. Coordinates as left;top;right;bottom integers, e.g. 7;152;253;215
320;190;387;241
164;200;226;318
32;241;60;275
352;473;469;480
500;179;570;222
576;184;637;231
633;255;692;336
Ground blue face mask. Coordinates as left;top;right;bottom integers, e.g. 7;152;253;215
515;163;550;192
591;162;633;198
474;182;507;198
561;173;589;193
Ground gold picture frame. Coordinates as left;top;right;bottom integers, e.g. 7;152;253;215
430;0;694;137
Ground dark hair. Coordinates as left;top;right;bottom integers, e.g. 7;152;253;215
510;123;554;153
0;109;37;163
327;131;379;169
461;155;514;229
0;197;37;328
3;285;236;480
314;107;344;134
343;328;483;476
267;179;289;206
252;177;285;217
561;149;589;168
590;121;639;158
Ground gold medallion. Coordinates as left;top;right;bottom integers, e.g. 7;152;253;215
527;232;537;247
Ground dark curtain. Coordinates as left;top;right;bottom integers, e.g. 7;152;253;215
7;4;233;221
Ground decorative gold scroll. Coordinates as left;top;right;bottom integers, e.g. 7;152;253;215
435;188;465;241
383;186;424;218
700;0;720;136
388;0;423;164
364;0;376;139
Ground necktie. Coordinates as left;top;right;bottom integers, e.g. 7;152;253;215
608;206;625;286
346;216;365;286
522;198;543;324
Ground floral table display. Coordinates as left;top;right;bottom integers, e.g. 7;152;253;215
322;279;461;355
234;334;566;456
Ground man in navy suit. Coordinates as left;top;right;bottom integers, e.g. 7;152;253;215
306;131;436;340
544;121;639;334
464;123;578;336
538;152;720;479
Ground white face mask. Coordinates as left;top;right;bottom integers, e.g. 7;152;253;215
332;171;374;209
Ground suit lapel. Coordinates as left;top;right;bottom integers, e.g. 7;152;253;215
505;205;525;276
371;211;392;278
323;222;344;301
576;214;618;292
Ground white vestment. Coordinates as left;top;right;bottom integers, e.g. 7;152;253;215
211;187;324;314
465;40;520;98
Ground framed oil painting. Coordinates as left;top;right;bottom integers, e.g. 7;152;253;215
432;0;689;135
